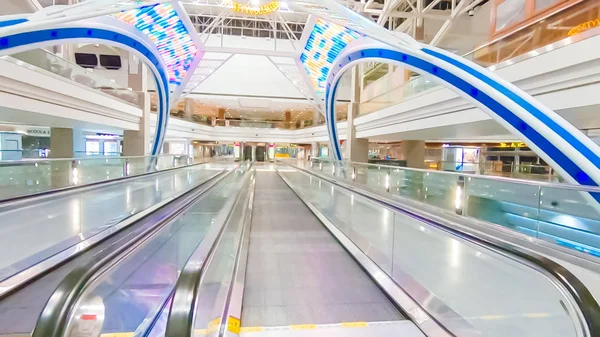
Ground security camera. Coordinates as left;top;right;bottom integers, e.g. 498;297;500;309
468;9;475;16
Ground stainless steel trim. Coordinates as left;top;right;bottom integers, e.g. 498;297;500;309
288;163;599;337
312;158;600;193
0;168;227;299
222;171;256;337
0;154;186;165
165;165;253;337
276;170;456;337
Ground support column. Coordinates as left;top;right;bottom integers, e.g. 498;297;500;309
184;98;195;122
284;110;291;129
218;108;226;126
50;128;74;159
312;108;321;126
128;55;148;92
401;140;425;169
123;92;151;156
346;66;369;163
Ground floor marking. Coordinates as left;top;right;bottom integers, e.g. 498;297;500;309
240;320;407;332
341;321;368;328
290;324;317;330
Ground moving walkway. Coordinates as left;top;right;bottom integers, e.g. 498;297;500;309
1;162;599;337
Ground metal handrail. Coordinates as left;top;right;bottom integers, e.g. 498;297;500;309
0;153;188;165
164;167;253;337
0;159;216;208
311;158;600;193
286;161;600;337
30;167;237;337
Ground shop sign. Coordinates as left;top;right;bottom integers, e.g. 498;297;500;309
499;142;526;148
568;19;600;36
25;128;51;137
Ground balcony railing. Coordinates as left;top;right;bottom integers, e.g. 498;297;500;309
360;0;600;116
2;49;140;107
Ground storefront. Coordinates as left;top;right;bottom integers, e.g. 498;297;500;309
84;133;122;156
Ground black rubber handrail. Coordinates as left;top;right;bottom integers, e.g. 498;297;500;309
284;161;600;337
164;169;253;337
31;167;236;337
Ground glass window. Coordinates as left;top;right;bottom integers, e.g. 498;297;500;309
86;140;100;156
535;0;560;12
495;0;528;32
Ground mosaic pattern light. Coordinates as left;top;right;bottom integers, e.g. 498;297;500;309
300;19;360;94
116;3;199;86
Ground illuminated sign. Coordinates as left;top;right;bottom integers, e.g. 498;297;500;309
499;142;526;148
567;19;600;36
115;4;200;86
226;1;279;15
300;19;361;93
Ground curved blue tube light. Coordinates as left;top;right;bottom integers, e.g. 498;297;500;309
0;24;170;156
325;45;600;189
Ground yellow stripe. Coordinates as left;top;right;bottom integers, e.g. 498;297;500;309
101;334;134;337
341;321;368;328
290;324;317;330
228;316;241;334
240;326;264;332
193;328;208;336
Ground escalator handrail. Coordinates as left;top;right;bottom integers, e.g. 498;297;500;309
163;168;253;337
285;161;600;337
30;167;236;337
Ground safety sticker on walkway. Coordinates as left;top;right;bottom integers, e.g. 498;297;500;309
228;316;241;334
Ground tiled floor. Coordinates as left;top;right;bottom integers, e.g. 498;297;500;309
241;171;404;327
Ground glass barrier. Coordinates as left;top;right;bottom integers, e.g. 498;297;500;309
280;168;585;337
472;1;600;67
2;49;140;106
308;158;600;256
0;155;200;201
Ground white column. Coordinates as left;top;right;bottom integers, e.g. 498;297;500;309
122;92;151;156
346;66;369;162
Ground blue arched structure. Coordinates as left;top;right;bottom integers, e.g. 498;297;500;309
324;39;600;189
0;3;203;156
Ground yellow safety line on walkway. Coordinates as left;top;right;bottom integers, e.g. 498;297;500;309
240;320;399;332
290;324;317;330
341;321;369;328
240;326;265;332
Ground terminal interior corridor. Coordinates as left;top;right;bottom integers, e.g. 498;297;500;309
0;162;597;337
1;1;600;337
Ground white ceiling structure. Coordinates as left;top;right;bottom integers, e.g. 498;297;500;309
5;0;499;138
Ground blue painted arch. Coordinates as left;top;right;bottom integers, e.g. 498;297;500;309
0;25;170;156
325;46;600;190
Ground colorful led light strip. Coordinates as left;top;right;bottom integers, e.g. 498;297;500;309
115;3;199;86
300;18;360;93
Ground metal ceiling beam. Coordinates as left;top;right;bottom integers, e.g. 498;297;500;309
203;46;296;57
429;0;470;46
